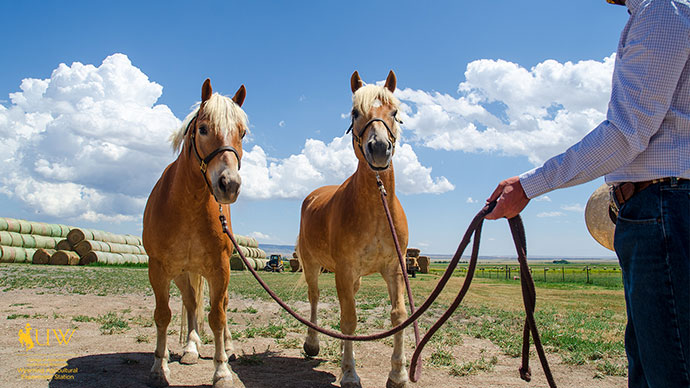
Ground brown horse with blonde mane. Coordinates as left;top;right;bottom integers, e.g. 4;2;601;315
297;70;410;388
143;79;247;388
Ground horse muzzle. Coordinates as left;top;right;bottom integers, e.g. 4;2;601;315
212;169;242;204
364;137;393;170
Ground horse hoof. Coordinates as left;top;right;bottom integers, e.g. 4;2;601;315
180;351;199;365
303;342;319;357
386;377;408;388
147;371;170;387
212;377;235;388
341;382;362;388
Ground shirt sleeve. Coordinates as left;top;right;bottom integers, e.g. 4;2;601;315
520;1;690;199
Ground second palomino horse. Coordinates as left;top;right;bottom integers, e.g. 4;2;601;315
297;70;411;388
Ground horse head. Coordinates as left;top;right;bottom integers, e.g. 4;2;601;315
348;70;401;171
184;79;247;204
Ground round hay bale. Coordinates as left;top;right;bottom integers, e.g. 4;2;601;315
5;218;21;233
49;250;80;266
406;248;420;258
136;245;146;255
18;220;32;234
0;231;15;245
0;218;8;231
124;235;141;245
230;255;254;270
57;225;71;237
20;234;37;249
10;232;24;247
0;245;17;263
48;224;62;237
56;239;72;251
80;251;98;265
29;222;49;236
32;235;58;249
20;249;37;263
0;246;32;263
67;229;89;246
418;256;430;274
32;249;55;264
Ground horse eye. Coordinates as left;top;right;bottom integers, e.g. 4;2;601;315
199;125;208;135
392;110;398;118
352;109;360;119
240;130;246;139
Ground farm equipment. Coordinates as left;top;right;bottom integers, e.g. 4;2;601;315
264;254;285;272
406;248;421;278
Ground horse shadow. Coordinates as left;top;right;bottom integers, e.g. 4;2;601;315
47;350;337;388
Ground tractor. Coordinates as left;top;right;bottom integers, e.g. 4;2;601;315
264;254;285;272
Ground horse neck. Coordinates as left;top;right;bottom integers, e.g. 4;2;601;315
351;160;397;202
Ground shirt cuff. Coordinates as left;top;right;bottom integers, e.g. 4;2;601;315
519;167;553;199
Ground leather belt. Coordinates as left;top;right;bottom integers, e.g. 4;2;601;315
609;177;688;220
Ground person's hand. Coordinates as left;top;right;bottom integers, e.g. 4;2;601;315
485;176;530;220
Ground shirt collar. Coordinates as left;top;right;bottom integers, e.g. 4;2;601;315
626;0;643;14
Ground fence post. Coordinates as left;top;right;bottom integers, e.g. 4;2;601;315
562;266;565;282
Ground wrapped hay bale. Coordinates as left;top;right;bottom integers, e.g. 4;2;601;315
49;250;80;266
2;218;21;233
32;249;56;265
80;251;147;265
106;242;141;255
0;246;36;263
56;239;72;251
230;256;255;271
18;220;32;234
74;240;111;257
124;235;142;246
418;256;430;274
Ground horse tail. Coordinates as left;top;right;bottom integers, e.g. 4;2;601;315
179;272;206;344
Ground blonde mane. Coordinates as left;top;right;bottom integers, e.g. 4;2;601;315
170;93;248;153
352;84;401;137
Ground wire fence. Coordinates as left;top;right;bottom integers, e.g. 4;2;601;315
430;263;623;288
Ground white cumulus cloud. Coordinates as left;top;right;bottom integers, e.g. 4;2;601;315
396;55;615;165
537;211;566;218
240;135;453;200
0;53;179;222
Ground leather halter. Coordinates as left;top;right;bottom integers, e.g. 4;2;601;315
346;117;398;171
184;113;241;193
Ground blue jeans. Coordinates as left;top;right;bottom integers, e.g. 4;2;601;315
614;179;690;388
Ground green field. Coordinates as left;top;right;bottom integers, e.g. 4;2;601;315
0;262;628;378
430;261;624;289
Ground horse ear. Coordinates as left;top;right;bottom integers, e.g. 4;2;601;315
201;78;213;103
232;85;246;107
384;70;396;93
351;71;363;93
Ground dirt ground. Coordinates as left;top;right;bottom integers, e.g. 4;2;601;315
0;289;627;388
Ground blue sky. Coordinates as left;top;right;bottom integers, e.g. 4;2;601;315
0;1;630;256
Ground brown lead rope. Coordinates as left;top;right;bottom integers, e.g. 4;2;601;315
375;173;422;378
406;212;557;388
218;200;556;387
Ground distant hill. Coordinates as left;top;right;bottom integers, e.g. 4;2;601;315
259;244;295;258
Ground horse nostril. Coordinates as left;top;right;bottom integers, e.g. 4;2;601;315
218;176;229;193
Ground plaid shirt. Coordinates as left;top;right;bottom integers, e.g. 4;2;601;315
520;0;690;199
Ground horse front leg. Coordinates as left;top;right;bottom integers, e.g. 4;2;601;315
302;259;321;356
148;261;172;387
335;270;361;388
382;264;409;388
222;291;236;361
173;273;202;365
208;273;234;388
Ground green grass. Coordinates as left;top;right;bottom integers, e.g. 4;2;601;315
0;262;627;375
98;312;130;335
